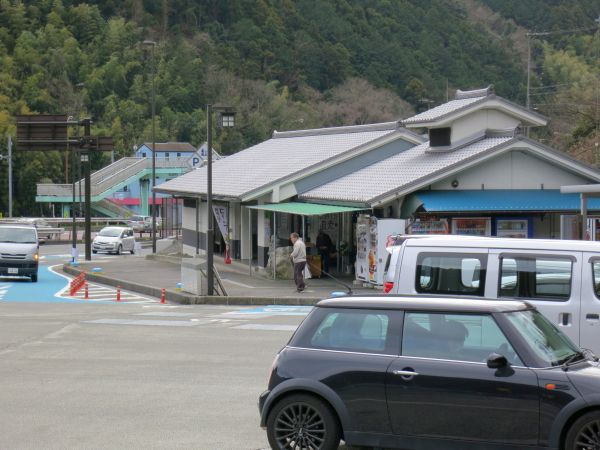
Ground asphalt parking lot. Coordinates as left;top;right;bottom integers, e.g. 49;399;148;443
0;301;307;449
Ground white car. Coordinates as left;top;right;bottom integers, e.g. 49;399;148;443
92;227;135;255
127;215;150;232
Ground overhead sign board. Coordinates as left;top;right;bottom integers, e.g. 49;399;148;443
16;114;73;151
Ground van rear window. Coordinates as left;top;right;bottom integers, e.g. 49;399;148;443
415;253;486;296
499;256;572;301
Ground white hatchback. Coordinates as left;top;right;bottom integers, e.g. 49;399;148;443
92;226;135;255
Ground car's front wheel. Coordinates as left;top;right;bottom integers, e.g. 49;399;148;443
565;410;600;450
115;245;122;255
266;394;340;450
31;273;38;283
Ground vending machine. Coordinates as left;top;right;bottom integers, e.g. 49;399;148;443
355;215;406;285
587;217;600;241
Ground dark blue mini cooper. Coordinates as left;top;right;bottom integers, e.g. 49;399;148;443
259;297;600;450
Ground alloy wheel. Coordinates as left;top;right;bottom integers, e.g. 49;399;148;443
273;401;326;449
575;420;600;449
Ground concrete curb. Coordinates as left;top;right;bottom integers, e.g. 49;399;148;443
62;264;321;306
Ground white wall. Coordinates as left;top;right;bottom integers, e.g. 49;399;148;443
452;110;521;144
182;202;207;256
431;150;590;190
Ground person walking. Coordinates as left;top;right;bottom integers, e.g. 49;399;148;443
289;232;307;292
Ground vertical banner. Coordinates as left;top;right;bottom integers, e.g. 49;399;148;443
212;205;229;242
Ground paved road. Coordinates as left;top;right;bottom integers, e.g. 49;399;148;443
0;245;153;304
0;244;364;449
0;301;310;450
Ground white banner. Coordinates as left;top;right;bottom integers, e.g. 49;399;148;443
212;205;229;242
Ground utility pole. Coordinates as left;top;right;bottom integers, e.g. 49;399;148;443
8;135;12;217
82;119;92;261
206;104;214;295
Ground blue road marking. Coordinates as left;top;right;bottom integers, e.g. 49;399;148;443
0;265;87;303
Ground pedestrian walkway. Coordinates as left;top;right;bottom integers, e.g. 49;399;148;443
62;255;378;305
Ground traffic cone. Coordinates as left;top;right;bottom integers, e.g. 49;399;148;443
160;288;166;304
116;285;121;302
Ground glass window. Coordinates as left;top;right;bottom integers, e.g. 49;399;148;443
308;310;390;353
402;312;522;365
416;253;486;296
506;309;579;367
591;261;600;300
499;256;572;300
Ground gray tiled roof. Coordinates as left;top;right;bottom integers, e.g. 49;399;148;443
300;135;516;205
155;122;407;199
401;96;486;125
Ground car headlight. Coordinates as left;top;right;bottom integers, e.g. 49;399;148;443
33;253;39;262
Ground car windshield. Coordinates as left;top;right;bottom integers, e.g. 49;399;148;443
98;228;122;237
506;309;580;366
0;227;37;243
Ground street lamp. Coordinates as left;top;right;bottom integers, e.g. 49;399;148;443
206;105;235;295
143;39;157;253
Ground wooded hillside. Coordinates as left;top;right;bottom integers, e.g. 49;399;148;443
0;0;598;215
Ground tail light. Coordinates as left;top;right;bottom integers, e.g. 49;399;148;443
383;281;394;294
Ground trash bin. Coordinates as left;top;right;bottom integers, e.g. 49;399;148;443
180;257;207;295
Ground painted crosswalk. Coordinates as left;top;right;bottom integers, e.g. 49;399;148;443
62;281;155;303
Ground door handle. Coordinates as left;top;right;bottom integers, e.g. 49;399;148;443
559;313;571;326
393;369;419;381
586;314;600;321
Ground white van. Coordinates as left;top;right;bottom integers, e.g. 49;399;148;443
0;225;39;282
384;236;600;354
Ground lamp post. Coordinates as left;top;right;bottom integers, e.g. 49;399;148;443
143;39;157;253
206;105;235;295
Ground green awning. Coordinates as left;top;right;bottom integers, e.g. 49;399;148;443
246;202;366;216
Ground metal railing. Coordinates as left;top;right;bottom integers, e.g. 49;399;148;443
37;157;191;198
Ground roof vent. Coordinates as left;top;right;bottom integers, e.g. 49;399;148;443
455;85;494;100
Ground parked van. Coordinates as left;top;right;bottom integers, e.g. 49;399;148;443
384;236;600;354
0;224;39;282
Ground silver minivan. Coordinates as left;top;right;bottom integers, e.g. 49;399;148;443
0;225;39;282
385;236;600;355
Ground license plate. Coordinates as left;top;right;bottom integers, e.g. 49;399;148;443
7;268;18;274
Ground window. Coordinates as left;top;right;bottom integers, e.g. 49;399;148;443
416;253;486;296
506;310;578;367
591;261;600;300
429;127;451;147
305;310;391;353
499;256;572;300
402;312;522;365
165;152;170;158
142;152;146;157
177;152;181;157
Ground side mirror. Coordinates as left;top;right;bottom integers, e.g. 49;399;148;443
487;353;508;369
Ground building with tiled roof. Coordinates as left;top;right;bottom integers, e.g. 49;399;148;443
156;86;600;273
